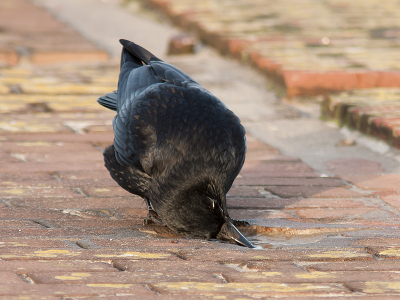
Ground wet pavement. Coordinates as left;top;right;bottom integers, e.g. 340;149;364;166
1;0;400;298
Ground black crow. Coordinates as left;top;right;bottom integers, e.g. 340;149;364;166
98;39;254;248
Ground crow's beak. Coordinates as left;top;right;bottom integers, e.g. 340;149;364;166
216;221;255;248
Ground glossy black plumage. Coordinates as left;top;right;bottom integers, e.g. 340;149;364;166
98;39;253;248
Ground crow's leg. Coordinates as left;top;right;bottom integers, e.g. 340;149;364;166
143;198;164;226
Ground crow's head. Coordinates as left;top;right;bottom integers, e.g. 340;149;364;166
151;180;254;248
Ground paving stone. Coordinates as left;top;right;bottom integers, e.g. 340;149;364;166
0;283;154;297
0;247;181;261
0;260;117;273
226;187;264;198
293;208;379;219
178;248;374;262
368;247;400;259
148;281;349;296
302;260;400;272
0;186;84;199
10;196;145;210
0;0;109;65
225;270;400;284
29;269;225;284
264;186;363;198
352;238;400;247
326;159;386;176
284;198;372;209
89;237;218;249
346;281;400;294
241;161;315;173
4;132;114;143
343;174;400;190
227;198;297;209
234;177;346;187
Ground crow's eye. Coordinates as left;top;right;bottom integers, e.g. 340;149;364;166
208;197;223;213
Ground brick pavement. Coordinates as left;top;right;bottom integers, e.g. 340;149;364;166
1;0;400;299
0;0;109;66
135;0;400;150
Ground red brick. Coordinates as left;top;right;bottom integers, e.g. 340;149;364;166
179;248;374;262
31;50;109;65
0;238;71;248
0;220;43;228
225;270;400;284
0;186;84;199
343;174;400;190
246;135;279;152
239;171;320;178
84;186;132;197
241;161;315;173
227;198;297;209
229;208;294;220
0;161;105;173
90;237;218;249
265;186;364;198
346;281;400;294
167;34;197;55
50;219;143;228
284;198;369;209
11;196;145;210
326;159;385;176
283;71;359;98
0;260;117;273
367;247;400;259
294;207;378;219
379;194;400;212
0;283;154;297
227;187;263;198
352;238;400;247
234;177;345;187
303;260;400;271
0;248;180;261
0;141;96;153
0;171;55;184
29;269;224;284
0;272;24;284
0;227;115;238
0;48;19;66
5;132;114;143
0;208;83;219
149;281;349;296
15;150;103;163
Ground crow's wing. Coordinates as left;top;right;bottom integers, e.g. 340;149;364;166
98;40;191;173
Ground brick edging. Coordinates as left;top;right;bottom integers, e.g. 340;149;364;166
138;0;400;98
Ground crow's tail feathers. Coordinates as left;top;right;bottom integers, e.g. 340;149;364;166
97;91;117;111
119;39;162;67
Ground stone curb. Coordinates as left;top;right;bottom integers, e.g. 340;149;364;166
322;89;400;150
137;0;400;98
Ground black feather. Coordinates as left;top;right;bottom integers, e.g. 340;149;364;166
97;91;118;111
97;39;253;248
